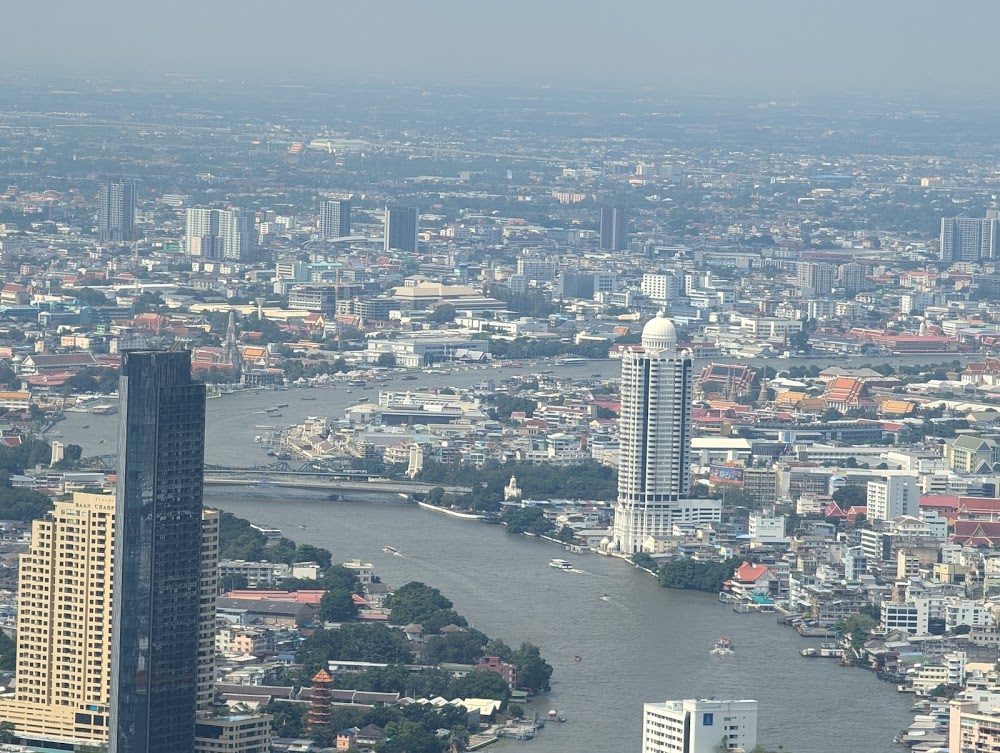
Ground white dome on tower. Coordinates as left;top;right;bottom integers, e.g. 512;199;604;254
641;311;677;352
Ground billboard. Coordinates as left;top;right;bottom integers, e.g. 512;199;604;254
709;465;745;485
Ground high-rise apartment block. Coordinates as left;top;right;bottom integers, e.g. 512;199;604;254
0;492;117;744
98;178;136;244
796;261;836;297
642;699;758;753
940;216;999;262
384;206;419;252
866;473;919;522
110;350;208;753
185;207;254;261
600;206;628;251
613;313;709;554
319;198;351;239
641;273;680;307
837;262;870;295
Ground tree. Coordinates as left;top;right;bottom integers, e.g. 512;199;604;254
701;380;724;394
820;408;843;422
377;353;398;368
420;631;488;665
219;573;248;593
425;487;446;505
952;623;972;635
500;506;554;536
0;630;15;670
320;588;360;622
835;613;876;649
557;525;576;543
448;670;510;701
430;304;456;324
657;558;741;593
422;608;468;635
631;552;657;571
262;701;309;737
378;719;446;753
510;642;553;692
0;722;15;744
832;486;867;508
386;582;453;625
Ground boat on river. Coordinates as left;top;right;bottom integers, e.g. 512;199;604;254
711;636;734;655
549;559;573;570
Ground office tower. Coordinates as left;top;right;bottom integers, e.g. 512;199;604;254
384;206;419;252
185;207;254;261
98;178;136;243
0;492;117;744
599;206;627;251
642;699;758;753
796;261;836;296
110;350;207;753
612;312;694;553
319;198;351;239
940;216;1000;262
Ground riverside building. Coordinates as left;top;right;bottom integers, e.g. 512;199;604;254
642;699;758;753
109;350;209;753
612;312;720;553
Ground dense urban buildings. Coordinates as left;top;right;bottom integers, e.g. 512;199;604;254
319;198;351;239
383;206;419;252
109;350;208;753
97;177;135;244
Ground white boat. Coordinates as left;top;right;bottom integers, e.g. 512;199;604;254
383;546;398;554
549;559;573;570
710;636;734;655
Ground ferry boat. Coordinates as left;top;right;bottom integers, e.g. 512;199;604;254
549;559;573;570
383;545;399;554
710;636;734;655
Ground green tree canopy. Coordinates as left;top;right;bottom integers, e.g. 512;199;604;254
319;588;360;622
386;582;453;625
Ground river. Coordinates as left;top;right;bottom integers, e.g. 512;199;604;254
54;356;934;750
207;489;913;753
47;354;974;465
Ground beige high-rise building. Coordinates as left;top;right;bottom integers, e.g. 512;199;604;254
0;494;221;747
0;492;117;743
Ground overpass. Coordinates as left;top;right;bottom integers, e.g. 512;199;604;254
77;456;470;496
202;469;470;496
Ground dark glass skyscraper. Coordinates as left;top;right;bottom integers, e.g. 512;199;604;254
109;350;206;753
384;206;419;252
600;206;627;251
98;178;136;244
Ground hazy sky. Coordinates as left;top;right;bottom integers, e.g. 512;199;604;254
8;1;999;98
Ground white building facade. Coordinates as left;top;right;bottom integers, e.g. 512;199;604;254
642;699;758;753
614;312;713;553
866;474;919;522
